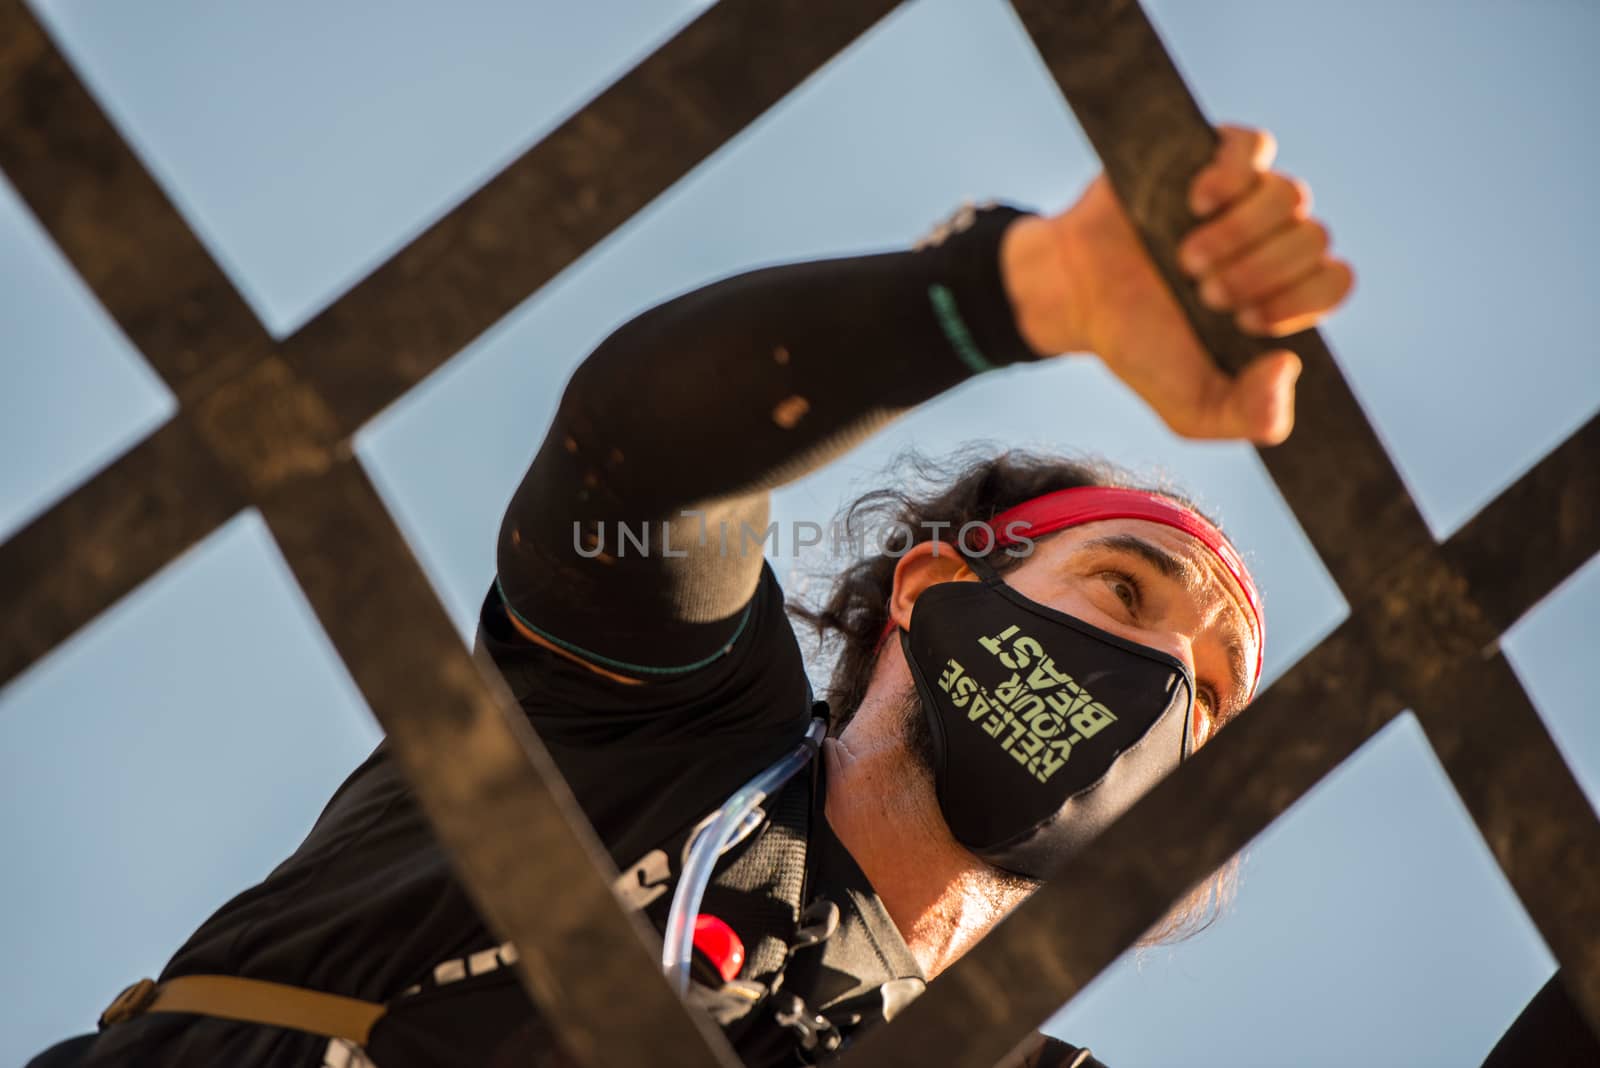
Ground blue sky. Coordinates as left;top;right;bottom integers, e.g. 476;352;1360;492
2;1;1595;1064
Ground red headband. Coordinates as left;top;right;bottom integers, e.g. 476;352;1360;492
877;486;1265;694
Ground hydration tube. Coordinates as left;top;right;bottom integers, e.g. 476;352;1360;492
662;717;827;996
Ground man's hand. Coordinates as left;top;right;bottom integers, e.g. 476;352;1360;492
1001;125;1355;445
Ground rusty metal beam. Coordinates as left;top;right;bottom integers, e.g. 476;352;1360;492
839;3;1600;1062
0;417;244;687
845;511;1600;1067
1008;0;1435;600
278;0;906;435
259;460;739;1067
1;1;904;1061
1442;412;1600;634
1409;652;1600;1024
1342;544;1600;1029
0;0;904;684
1022;0;1600;1013
1009;0;1600;1037
0;2;271;402
4;0;1596;1063
840;622;1408;1068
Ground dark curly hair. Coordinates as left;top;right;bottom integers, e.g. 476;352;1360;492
786;444;1243;944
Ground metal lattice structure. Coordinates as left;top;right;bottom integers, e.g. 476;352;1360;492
2;2;1595;1065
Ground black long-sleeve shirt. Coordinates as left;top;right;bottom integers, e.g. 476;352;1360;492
82;202;1056;1068
495;202;1045;674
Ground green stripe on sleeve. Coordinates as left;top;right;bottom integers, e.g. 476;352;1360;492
928;283;995;374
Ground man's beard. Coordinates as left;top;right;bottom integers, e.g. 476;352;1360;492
893;684;940;784
891;685;1045;897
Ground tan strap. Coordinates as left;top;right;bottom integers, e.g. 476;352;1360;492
100;975;387;1045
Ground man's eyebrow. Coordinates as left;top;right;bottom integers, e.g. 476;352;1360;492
1221;634;1251;713
1078;534;1200;590
1080;533;1253;705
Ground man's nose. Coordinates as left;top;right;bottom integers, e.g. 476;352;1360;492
1151;629;1197;680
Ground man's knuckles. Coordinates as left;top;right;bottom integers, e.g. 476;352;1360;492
1245;261;1356;335
1214;124;1278;173
1182;174;1317;275
1213;220;1333;304
1191;126;1278;212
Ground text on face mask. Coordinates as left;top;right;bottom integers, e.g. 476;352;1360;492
936;624;1117;784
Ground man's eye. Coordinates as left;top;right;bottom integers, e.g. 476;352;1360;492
1191;702;1215;749
1101;570;1140;612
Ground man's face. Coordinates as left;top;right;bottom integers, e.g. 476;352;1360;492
984;517;1261;748
894;516;1259;770
825;516;1261;959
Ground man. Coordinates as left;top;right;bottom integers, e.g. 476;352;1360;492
62;125;1352;1067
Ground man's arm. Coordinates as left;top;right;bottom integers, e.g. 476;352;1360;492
495;204;1051;680
495;124;1354;682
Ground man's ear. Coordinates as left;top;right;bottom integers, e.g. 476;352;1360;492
887;540;975;635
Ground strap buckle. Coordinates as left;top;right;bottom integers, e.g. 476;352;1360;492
773;992;842;1054
790;898;841;949
100;978;157;1028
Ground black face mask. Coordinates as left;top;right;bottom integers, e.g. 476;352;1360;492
899;555;1195;880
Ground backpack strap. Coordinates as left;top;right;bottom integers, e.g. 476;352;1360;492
99;975;386;1044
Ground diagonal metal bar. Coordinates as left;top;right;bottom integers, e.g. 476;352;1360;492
0;1;272;402
3;3;907;1059
1015;0;1600;976
278;0;905;435
0;417;245;689
840;622;1409;1068
1009;0;1600;1034
0;352;345;691
1442;412;1600;634
0;0;903;690
259;458;738;1067
847;517;1600;1066
1410;651;1600;1025
1008;0;1436;600
1;2;910;1055
5;0;1596;1061
839;3;1600;1062
1348;549;1600;1030
1;3;927;1060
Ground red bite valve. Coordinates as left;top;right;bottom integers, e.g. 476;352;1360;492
692;914;746;984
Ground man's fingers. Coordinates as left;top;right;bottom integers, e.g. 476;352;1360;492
1180;173;1311;276
1189;125;1277;217
1197;219;1331;310
1237;260;1357;337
